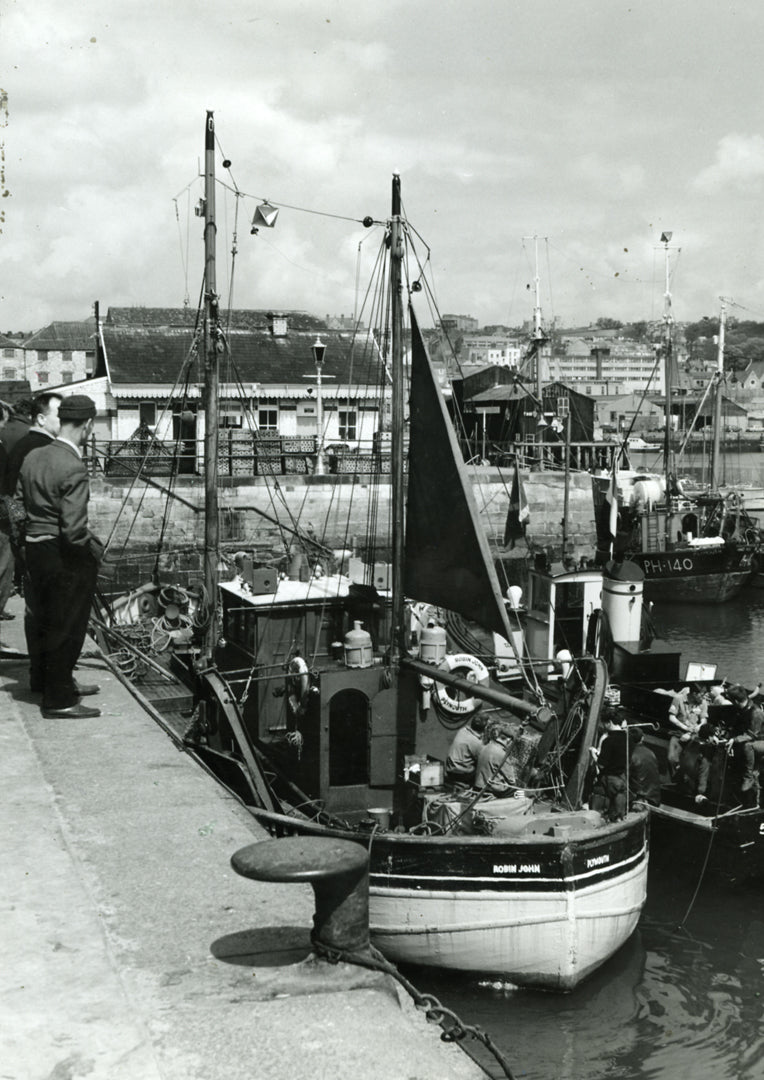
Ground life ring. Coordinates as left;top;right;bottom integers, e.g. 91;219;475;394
287;656;311;717
434;653;490;717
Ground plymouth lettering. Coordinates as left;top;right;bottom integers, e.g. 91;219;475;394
587;854;610;868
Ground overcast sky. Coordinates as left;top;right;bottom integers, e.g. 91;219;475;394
3;0;764;334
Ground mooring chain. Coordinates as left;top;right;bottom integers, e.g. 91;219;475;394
311;941;516;1079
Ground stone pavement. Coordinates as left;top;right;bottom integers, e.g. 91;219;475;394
0;593;485;1080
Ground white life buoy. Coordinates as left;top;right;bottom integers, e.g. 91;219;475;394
434;653;490;717
287;656;310;716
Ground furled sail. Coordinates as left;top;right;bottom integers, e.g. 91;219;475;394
404;307;513;640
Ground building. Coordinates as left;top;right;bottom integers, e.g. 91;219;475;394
0;334;28;384
99;308;389;465
22;321;98;391
552;334;663;393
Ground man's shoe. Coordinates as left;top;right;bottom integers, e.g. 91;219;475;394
74;682;100;697
41;703;102;719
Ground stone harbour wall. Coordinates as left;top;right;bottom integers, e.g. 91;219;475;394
89;468;598;567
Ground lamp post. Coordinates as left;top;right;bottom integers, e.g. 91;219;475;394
303;337;333;476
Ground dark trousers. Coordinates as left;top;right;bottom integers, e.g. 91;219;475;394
25;539;98;709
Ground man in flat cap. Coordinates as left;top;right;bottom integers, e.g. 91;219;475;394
18;394;104;718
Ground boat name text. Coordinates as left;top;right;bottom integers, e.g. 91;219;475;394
493;864;541;874
586;854;610;868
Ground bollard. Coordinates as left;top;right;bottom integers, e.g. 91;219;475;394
231;836;371;956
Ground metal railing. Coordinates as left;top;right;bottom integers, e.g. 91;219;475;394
92;433;396;479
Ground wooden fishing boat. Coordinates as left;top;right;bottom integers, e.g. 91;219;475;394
97;113;649;991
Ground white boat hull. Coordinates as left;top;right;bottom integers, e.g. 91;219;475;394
369;841;647;991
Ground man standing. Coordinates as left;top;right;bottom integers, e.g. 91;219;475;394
18;394;103;718
5;391;63;496
5;392;63;676
0;402;15;626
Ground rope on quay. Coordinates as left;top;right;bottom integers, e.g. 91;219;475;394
312;940;516;1080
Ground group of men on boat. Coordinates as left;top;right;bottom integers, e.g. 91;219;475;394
443;699;662;822
658;680;764;810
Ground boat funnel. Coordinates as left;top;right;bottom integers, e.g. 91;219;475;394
344;621;373;668
602;560;644;647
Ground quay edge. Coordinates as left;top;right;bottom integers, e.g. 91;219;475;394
0;593;485;1080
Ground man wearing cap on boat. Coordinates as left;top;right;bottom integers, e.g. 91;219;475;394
17;394;104;718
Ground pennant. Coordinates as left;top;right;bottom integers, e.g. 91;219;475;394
606;453;619;554
504;462;529;547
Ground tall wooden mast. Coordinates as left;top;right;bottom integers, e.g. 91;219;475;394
202;111;221;659
389;173;406;657
711;297;727;491
660;231;675;498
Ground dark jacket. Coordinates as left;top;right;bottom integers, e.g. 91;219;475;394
18;438;103;560
4;428;55;496
630;742;661;806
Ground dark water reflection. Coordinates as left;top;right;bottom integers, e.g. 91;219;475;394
411;597;764;1079
414;868;764;1080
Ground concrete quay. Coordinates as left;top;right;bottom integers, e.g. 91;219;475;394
0;594;485;1080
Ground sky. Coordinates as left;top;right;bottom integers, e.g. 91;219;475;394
3;0;764;334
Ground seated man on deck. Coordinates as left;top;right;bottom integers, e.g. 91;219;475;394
726;692;764;808
675;722;724;807
445;714;488;787
474;720;523;797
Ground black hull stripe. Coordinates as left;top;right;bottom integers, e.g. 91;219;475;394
370;843;648;893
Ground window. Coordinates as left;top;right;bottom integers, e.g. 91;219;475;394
62;350;73;363
139;402;156;427
37;351;48;363
37;372;49;384
3;367;15;379
258;407;278;432
2;348;14;358
61;371;73;384
338;409;357;441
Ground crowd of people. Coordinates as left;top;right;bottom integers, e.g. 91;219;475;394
0;393;107;719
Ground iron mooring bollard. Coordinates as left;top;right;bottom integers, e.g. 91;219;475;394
231;836;371;957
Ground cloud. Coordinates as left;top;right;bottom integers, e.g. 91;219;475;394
693;134;764;193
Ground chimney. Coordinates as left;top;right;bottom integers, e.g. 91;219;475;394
267;312;288;337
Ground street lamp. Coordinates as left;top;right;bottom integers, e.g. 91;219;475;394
303;337;333;476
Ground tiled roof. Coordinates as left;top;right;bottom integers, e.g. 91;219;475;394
24;321;96;350
105;307;327;332
102;326;385;387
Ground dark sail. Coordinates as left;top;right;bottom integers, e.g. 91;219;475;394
404;308;513;639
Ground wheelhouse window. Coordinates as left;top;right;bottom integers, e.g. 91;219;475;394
139;402;157;427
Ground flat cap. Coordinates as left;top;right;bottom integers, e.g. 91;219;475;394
59;394;97;421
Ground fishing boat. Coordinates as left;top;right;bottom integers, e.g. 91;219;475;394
507;550;764;882
95;113;648;992
594;252;760;604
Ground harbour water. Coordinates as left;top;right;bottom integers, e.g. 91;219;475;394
413;591;764;1080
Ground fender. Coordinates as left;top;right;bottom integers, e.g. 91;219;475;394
287;656;311;716
434;653;490;717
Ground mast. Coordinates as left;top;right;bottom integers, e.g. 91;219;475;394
390;173;406;657
202;111;221;659
524;234;548;402
660;231;674;507
711;297;727;491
